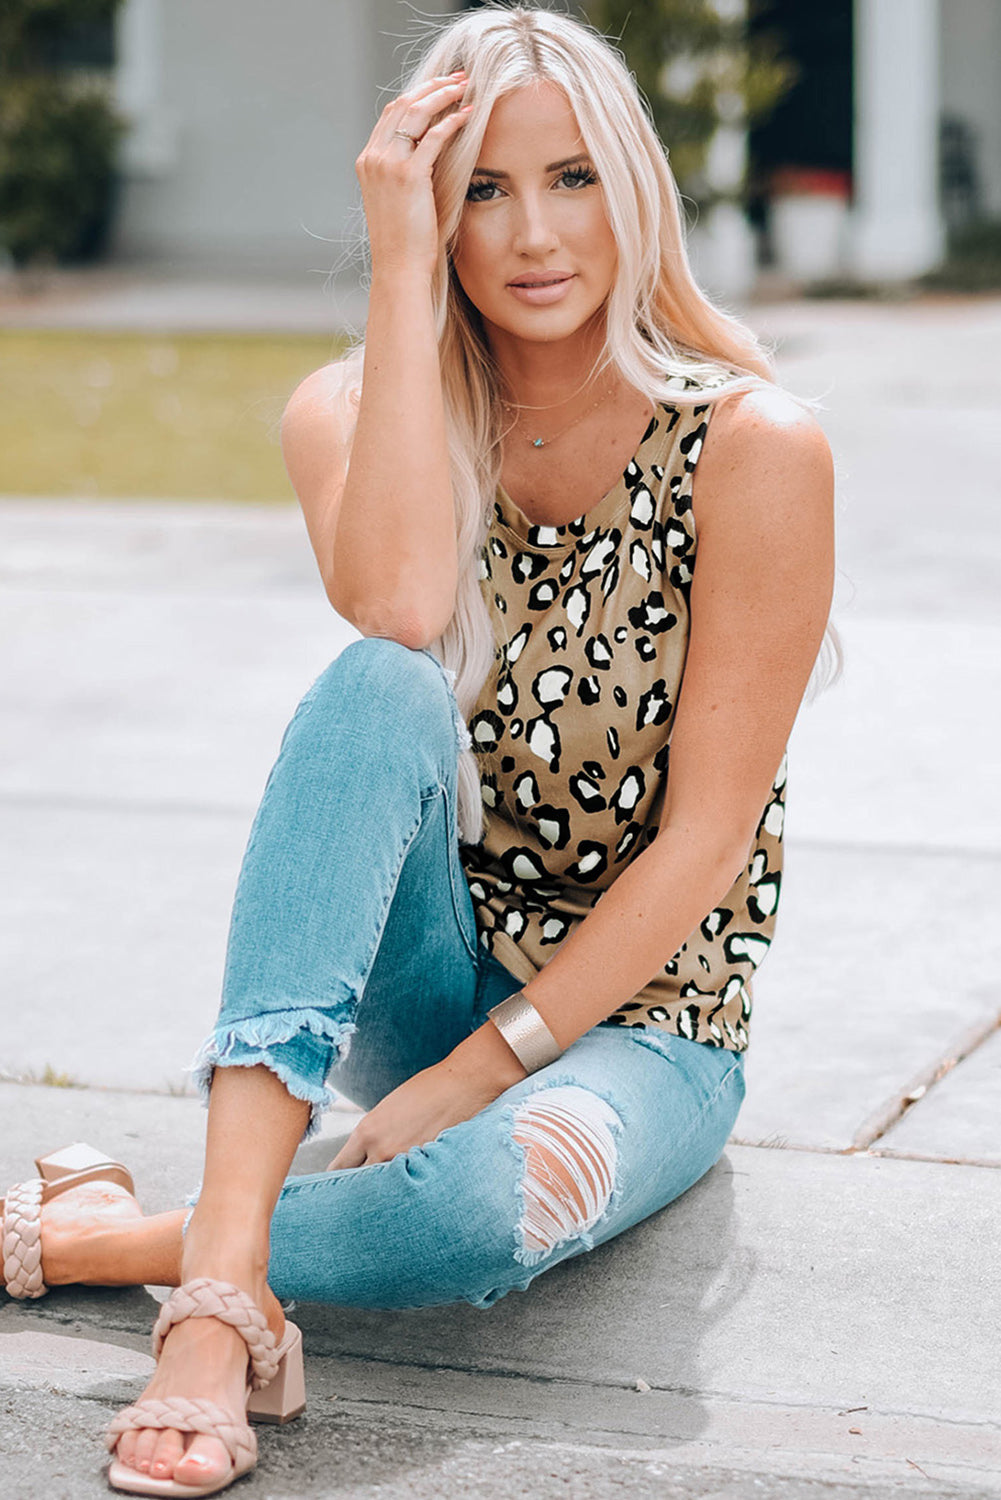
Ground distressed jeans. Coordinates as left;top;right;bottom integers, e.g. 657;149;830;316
190;637;746;1309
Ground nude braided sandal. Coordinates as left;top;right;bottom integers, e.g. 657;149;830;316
106;1277;305;1497
3;1142;135;1300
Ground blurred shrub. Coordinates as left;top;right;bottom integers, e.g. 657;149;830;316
0;0;126;268
923;220;1001;293
583;0;795;206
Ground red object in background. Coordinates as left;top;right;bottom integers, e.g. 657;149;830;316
770;167;852;199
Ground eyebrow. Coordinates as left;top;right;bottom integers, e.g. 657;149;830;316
470;152;592;179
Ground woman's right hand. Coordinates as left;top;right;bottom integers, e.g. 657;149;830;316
356;73;472;281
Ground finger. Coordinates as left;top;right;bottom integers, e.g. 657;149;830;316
381;77;464;137
392;72;466;113
413;104;474;158
328;1136;365;1171
386;81;468;142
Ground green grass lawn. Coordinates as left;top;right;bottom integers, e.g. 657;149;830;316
0;330;349;501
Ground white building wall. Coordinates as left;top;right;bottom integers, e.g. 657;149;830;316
112;0;458;273
940;0;1001;217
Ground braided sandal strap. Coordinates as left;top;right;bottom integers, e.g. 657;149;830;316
3;1178;47;1299
152;1277;280;1390
105;1395;257;1471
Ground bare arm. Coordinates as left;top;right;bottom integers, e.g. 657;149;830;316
331;271;456;645
488;386;836;1049
327;387;837;1166
280;73;473;650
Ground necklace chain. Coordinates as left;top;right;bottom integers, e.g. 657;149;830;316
503;381;613;448
502;374;595;413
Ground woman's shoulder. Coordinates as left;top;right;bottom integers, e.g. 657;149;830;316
280;359;361;473
701;383;830;465
280;360;364;523
283;359;360;430
691;383;834;536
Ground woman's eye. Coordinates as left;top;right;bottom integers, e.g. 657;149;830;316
465;179;500;202
559;165;598;189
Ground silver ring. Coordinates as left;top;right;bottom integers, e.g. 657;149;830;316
393;129;419;146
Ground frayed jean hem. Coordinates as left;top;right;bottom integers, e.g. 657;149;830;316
186;1007;356;1143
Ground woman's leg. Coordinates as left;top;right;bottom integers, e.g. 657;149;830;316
52;634;745;1480
111;635;491;1487
262;1015;745;1311
190;634;486;1124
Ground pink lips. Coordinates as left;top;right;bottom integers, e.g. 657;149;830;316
508;272;573;285
507;273;575;305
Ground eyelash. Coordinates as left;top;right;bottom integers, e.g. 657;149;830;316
465;164;599;202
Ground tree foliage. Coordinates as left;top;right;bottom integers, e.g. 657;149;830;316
583;0;795;204
0;0;125;267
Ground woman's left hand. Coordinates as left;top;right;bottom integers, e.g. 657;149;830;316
327;1022;528;1169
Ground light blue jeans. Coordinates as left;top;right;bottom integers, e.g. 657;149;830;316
190;637;745;1310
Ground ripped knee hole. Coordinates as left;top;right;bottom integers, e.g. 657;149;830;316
511;1084;621;1260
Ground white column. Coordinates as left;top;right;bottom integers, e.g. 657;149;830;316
852;0;945;279
114;0;177;176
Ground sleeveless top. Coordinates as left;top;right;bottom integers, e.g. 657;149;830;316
458;391;787;1052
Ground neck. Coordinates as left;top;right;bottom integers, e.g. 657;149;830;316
486;313;610;409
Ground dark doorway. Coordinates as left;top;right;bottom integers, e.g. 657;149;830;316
748;0;853;263
750;0;853;177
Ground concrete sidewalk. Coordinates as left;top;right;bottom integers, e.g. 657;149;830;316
0;263;369;335
1;282;999;1496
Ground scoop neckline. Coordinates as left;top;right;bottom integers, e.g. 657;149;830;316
492;401;675;550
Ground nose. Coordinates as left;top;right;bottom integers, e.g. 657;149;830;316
511;192;560;258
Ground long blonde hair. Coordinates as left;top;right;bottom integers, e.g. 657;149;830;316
331;3;839;846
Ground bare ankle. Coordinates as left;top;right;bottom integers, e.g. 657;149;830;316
181;1219;269;1287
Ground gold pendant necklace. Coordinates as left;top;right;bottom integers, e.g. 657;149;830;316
503;382;613;449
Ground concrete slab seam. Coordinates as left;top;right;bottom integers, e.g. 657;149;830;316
852;1009;1001;1151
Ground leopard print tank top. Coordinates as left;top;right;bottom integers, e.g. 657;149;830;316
459;391;786;1051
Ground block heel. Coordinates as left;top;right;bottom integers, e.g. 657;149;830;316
246;1321;306;1424
35;1141;135;1195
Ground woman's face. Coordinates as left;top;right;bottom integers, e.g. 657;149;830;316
451;81;618;350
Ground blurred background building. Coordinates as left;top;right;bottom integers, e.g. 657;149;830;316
749;0;1001;287
2;0;1000;294
110;0;457;276
112;0;1001;293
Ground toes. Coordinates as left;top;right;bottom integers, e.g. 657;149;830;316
114;1429;137;1470
112;1427;230;1485
174;1434;232;1487
132;1427;160;1473
148;1427;185;1481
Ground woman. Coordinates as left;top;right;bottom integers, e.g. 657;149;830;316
1;6;835;1495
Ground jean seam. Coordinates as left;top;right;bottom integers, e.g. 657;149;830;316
670;1057;745;1158
417;647;473;759
596;1033;743;1160
440;780;480;966
472;946;490;1013
349;797;431;1014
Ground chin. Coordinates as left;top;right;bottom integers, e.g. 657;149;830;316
489;300;606;344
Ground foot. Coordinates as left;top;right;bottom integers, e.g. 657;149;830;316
29;1179;144;1286
110;1246;285;1491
